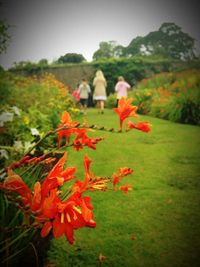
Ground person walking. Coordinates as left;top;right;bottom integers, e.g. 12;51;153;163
115;76;131;107
93;70;107;114
78;79;91;115
72;84;80;106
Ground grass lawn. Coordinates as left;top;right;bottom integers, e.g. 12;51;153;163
47;108;200;267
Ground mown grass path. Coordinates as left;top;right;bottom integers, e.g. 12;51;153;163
47;108;200;267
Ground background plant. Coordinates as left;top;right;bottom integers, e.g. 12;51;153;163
129;69;200;125
0;72;78;167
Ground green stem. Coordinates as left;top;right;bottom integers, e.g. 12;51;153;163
1;245;27;264
24;130;54;156
29;242;39;267
0;228;31;253
25;124;122;156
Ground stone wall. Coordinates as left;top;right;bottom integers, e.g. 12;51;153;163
44;64;95;90
13;64;96;92
12;60;200;94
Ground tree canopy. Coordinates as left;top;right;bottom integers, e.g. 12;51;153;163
125;23;196;60
57;53;86;64
93;23;197;60
93;41;124;60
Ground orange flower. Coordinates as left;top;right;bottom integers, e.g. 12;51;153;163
72;155;93;193
126;121;151;133
0;152;99;245
39;190;97;244
120;184;132;194
4;155;57;171
57;111;104;151
73;131;104;151
87;177;108;191
0;169;32;207
5;155;31;170
112;167;133;190
113;97;138;129
99;253;106;263
72;155;109;194
31;181;42;211
57;111;79;147
39;187;96;243
40;189;60;219
41;152;76;198
119;167;133;176
112;174;121;190
41;221;52;238
50;192;96;243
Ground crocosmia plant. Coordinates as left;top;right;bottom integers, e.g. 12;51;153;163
0;97;151;263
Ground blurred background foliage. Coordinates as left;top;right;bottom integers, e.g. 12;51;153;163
107;69;200;125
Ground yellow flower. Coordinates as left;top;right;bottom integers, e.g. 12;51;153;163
23;116;30;125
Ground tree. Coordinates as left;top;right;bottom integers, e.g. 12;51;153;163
124;22;196;60
157;23;196;59
93;41;113;60
113;44;125;57
92;41;125;60
57;53;86;64
38;58;49;65
124;36;144;56
0;20;10;54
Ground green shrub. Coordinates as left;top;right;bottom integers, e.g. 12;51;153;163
129;69;200;125
165;89;200;124
106;93;117;108
0;72;77;266
0;73;76;165
131;89;154;114
92;57;178;94
0;72;13;105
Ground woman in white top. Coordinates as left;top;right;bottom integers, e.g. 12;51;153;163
78;79;91;114
93;70;107;114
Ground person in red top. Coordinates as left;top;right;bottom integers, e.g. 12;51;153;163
72;86;80;102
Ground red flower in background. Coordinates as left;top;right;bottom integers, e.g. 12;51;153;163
120;184;132;194
119;167;133;177
73;131;104;151
113;97;138;129
126;121;151;133
99;253;106;263
112;167;133;190
57;111;104;151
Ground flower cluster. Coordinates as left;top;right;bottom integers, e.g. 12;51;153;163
0;98;151;245
57;110;104;150
0;152;133;244
113;97;151;132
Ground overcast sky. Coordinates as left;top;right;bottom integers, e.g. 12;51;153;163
0;0;200;69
